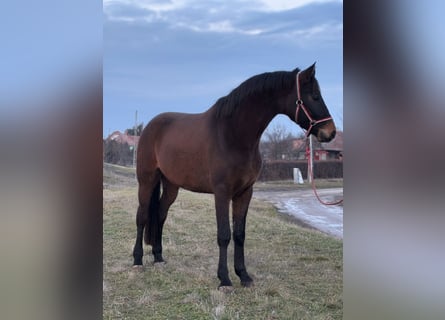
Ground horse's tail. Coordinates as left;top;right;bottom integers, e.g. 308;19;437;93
144;180;161;245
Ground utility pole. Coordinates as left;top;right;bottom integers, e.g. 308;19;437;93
308;135;314;183
133;110;138;169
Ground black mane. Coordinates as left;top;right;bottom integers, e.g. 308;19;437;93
215;68;300;118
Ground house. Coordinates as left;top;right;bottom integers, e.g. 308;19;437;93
106;130;140;149
293;131;343;161
320;130;343;160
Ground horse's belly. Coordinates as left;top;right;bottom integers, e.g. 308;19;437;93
158;152;213;193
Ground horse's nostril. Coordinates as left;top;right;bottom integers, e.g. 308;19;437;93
319;129;335;142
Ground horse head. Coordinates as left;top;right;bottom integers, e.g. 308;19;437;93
294;63;336;143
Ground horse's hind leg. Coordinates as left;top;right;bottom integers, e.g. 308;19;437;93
132;171;160;266
152;176;179;263
232;186;254;287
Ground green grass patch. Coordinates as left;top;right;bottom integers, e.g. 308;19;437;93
104;165;342;319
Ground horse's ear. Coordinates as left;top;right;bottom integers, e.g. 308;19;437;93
300;62;315;82
310;62;316;75
300;63;316;82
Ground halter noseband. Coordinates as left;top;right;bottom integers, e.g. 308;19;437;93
295;71;332;137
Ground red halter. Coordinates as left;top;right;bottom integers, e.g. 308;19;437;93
295;71;333;137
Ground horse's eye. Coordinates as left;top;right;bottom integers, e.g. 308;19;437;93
312;94;319;100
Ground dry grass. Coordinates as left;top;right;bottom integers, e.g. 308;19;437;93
103;164;342;319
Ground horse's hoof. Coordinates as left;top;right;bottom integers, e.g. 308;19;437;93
218;286;235;294
132;265;144;271
153;261;166;267
241;280;254;288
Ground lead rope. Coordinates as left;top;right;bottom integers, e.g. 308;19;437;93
306;144;343;206
295;71;342;205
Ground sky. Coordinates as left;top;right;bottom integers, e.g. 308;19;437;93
103;0;343;138
1;1;102;123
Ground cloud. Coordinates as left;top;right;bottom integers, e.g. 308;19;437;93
292;22;343;39
103;0;186;23
174;19;265;35
104;0;187;14
103;0;343;14
103;0;342;42
255;0;342;12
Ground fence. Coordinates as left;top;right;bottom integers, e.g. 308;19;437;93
258;160;343;181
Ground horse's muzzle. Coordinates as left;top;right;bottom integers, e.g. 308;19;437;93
316;122;336;142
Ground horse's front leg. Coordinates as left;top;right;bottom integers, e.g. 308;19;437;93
214;192;232;288
232;187;254;287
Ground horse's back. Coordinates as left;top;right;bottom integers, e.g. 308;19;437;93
141;111;212;146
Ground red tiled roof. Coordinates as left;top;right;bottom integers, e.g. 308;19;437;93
291;131;343;152
292;139;306;150
321;130;343;151
106;131;140;146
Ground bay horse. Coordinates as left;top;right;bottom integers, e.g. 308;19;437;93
132;63;336;289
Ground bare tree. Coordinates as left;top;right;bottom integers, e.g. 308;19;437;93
260;124;300;160
126;123;143;136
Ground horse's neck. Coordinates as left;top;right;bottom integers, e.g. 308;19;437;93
221;100;279;150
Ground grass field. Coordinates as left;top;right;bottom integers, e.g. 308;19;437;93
103;164;343;319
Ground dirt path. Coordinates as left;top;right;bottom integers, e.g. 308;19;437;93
253;187;343;239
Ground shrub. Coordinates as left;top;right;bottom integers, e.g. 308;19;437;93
258;160;343;181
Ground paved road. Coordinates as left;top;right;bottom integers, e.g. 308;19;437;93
253;188;343;239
